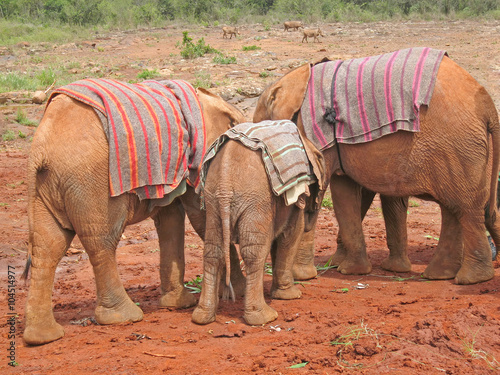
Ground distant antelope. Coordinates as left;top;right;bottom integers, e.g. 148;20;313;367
284;21;303;32
301;28;324;43
222;26;239;39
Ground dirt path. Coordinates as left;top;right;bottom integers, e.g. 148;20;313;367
1;20;499;374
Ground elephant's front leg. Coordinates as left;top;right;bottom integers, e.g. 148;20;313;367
380;195;411;272
155;202;197;309
240;233;278;325
331;176;372;274
272;212;304;300
292;229;318;280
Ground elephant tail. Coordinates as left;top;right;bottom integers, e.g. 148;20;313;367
488;106;500;216
220;195;235;302
486;103;500;257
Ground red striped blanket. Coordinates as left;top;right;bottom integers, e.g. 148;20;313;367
200;120;318;207
300;47;446;150
48;79;205;200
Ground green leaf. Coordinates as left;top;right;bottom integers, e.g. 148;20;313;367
289;362;308;368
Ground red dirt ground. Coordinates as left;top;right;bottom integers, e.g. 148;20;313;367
1;20;500;374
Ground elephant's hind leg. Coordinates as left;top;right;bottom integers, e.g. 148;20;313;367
78;208;143;325
380;196;411;272
155;203;196;309
24;202;74;345
240;234;278;325
455;210;494;284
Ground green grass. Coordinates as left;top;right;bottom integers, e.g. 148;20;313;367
212;53;236;65
184;275;203;293
137;69;159;80
322;194;333;209
2;130;17;141
15;109;38;127
193;71;212;89
242;45;261;51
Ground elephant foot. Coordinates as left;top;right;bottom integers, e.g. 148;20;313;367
23;321;64;346
329;249;347;267
271;285;302;300
292;264;317;281
159;287;197;309
244;304;278;326
454;262;494;285
381;255;412;273
422;259;460;280
192;305;216;325
95;298;144;325
338;257;372;275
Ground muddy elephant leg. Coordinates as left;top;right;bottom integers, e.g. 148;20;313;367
240;234;277;325
380;196;411;272
331;176;372;274
330;186;375;268
192;228;223;324
24;202;75;345
271;213;303;300
422;205;463;280
154;202;196;309
292;229;317;280
455;210;494;284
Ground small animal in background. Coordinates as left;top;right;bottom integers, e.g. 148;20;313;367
222;26;239;39
284;21;303;32
301;28;324;43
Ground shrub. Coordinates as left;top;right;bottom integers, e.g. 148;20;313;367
178;31;218;59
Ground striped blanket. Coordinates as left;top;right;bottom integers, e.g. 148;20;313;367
49;79;205;200
301;47;446;150
200;120;317;206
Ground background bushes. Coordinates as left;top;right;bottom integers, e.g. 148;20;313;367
0;0;498;29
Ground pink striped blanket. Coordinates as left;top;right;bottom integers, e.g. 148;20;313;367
301;47;446;150
48;79;205;200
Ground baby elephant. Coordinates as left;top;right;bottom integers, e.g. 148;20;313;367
302;28;324;43
222;26;239;39
284;21;303;32
192;120;323;326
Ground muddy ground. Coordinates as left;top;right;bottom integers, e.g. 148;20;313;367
1;20;500;374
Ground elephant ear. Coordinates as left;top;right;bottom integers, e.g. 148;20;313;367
253;63;311;123
197;87;246;145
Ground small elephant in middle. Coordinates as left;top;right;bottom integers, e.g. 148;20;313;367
192;120;325;326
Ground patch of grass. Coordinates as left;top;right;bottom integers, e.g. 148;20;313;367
264;262;273;275
409;199;420;207
322;195;333;209
242;45;260;51
289;362;308;368
212;53;236;65
259;71;270;78
18;131;26;139
137;69;159;80
177;31;218;60
15;109;38;127
193;71;212;89
185;275;203;293
458;327;500;370
2;129;16;141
